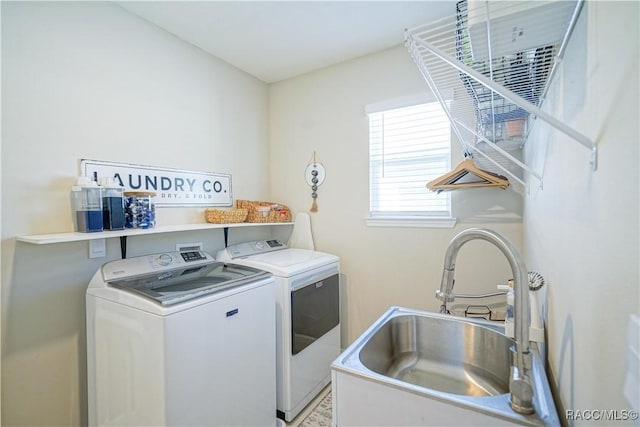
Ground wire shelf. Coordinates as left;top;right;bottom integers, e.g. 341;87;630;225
406;0;595;191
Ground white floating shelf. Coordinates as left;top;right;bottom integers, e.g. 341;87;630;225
17;222;292;245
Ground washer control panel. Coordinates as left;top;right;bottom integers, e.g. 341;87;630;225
223;240;286;259
102;251;214;282
180;251;207;262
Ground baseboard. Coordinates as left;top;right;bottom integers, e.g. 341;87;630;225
545;358;568;427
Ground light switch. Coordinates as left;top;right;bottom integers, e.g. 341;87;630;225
89;239;106;258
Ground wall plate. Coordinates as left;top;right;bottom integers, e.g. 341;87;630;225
89;239;106;258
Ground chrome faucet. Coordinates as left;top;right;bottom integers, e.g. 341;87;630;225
436;227;535;415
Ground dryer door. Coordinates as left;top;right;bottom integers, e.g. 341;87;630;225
290;273;339;355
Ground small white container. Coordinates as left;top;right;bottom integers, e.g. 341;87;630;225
256;206;271;218
498;280;515;338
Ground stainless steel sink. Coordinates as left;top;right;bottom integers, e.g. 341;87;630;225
359;313;511;397
331;307;560;426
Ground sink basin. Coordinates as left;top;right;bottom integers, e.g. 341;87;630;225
359;313;510;397
331;307;560;426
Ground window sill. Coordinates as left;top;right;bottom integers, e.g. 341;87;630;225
364;216;457;229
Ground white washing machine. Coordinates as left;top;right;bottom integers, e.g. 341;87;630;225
86;250;276;427
216;240;340;422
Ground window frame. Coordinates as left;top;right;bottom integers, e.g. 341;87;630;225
364;93;457;228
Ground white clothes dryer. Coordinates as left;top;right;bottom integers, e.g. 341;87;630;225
216;240;340;422
86;250;276;427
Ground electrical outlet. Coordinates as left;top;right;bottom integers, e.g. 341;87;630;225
175;242;203;252
89;239;106;258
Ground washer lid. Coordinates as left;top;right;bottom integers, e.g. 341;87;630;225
233;248;338;277
108;262;269;306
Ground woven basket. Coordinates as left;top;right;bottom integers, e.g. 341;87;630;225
236;200;291;223
204;208;248;224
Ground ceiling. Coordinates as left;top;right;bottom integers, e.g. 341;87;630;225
117;1;458;83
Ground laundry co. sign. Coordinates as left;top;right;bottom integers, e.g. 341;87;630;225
81;159;232;207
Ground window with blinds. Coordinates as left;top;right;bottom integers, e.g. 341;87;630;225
368;98;452;221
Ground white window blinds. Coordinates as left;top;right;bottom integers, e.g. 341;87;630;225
368;98;452;218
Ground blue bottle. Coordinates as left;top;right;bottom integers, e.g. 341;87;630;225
99;177;125;230
72;176;103;233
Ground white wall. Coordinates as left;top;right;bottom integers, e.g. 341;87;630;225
1;2;273;425
269;45;524;344
6;2;633;426
524;2;639;423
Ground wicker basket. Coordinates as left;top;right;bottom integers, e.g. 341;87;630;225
236;200;291;223
204;208;248;224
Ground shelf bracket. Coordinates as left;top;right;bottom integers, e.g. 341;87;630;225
120;236;127;259
591;146;598;171
224;227;229;248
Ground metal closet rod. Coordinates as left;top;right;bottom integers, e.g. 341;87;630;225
409;36;597;171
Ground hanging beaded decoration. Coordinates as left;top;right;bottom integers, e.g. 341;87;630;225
305;151;326;212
